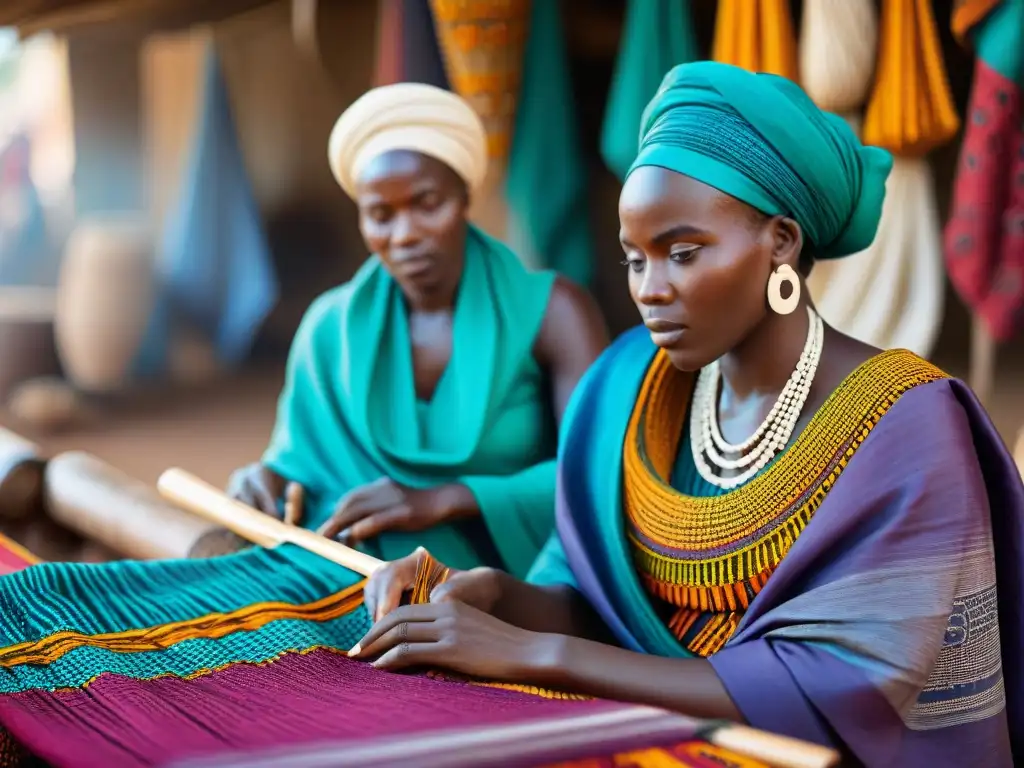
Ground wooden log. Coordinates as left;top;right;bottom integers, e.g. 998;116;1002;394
0;427;46;522
45;452;213;560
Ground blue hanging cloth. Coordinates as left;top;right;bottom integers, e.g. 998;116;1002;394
136;40;278;375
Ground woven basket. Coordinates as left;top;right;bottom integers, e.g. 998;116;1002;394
429;0;530;161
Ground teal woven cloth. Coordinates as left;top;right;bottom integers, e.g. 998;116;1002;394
0;546;369;694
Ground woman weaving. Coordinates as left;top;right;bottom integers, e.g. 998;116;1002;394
191;83;607;578
351;62;1024;766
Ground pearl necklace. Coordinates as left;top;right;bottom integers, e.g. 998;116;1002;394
690;306;824;490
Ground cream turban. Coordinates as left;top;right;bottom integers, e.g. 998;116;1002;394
328;83;488;200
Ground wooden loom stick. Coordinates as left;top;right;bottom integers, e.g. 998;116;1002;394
156;468;838;768
704;722;839;768
156;468;384;576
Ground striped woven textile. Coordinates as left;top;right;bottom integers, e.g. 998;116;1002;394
0;538;770;767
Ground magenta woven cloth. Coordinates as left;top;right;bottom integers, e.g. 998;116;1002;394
0;649;619;768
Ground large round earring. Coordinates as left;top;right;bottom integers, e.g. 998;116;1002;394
766;264;801;315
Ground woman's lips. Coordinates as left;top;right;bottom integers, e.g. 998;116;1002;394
645;319;686;347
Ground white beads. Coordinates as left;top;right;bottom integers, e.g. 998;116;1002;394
691;307;824;490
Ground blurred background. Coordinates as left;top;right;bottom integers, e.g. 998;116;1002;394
0;0;1019;560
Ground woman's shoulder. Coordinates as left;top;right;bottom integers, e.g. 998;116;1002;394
536;276;607;343
288;281;368;351
530;276;610;376
851;354;993;478
297;284;351;328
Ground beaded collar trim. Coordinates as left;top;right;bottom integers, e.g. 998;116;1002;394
623;348;947;655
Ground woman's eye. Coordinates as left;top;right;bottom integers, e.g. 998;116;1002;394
620;256;644;272
418;192;442;210
366;206;391;224
670;246;700;262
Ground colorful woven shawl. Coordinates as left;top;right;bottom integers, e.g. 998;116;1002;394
0;537;772;768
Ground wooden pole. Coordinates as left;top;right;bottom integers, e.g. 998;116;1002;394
156;468;384;576
969;315;996;406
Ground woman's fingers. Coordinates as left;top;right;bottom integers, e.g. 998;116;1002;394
339;504;411;546
349;603;442;657
317;494;373;540
356;619;440;660
371;642;440;672
362;548;430;623
250;479;281;517
370;564;413;622
319;482;394;539
282;482;303;526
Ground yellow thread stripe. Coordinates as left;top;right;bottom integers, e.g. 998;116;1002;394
0;581;366;668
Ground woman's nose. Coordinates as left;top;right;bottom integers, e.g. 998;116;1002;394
389;212;421;249
634;261;674;305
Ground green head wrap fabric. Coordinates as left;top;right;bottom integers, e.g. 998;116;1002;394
628;61;894;260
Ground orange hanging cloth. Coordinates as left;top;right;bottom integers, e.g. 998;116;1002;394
712;0;799;82
862;0;960;156
951;0;1002;43
429;0;531;163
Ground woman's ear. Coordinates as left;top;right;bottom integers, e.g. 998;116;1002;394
768;216;804;271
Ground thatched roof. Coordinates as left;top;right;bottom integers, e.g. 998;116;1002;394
0;0;276;37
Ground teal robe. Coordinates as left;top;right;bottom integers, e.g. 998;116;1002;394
263;226;557;578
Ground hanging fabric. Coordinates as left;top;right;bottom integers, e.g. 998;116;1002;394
600;0;698;181
862;0;960;156
944;0;1024;343
503;0;594;285
0;134;47;287
374;0;450;89
712;0;799;82
134;39;278;376
807;0;959;357
423;1;524;251
798;0;878;114
429;0;529;166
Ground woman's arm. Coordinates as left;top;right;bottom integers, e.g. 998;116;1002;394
533;276;610;423
351;599;742;722
478;568;616;642
539;633;743;721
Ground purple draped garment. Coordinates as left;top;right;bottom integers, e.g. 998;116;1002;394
551;328;1024;767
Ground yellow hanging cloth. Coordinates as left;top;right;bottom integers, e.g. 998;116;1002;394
712;0;799;81
862;0;960;156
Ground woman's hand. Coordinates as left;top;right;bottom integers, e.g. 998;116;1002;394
348;601;559;683
363;547;502;622
189;465;300;559
187;528;250;558
318;479;477;545
226;463;287;517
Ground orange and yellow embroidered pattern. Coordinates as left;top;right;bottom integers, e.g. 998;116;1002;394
624;349;948;656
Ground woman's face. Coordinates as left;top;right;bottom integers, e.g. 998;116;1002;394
619;166;798;371
355;150;469;297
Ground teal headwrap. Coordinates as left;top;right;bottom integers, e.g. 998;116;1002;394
628;61;893;260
